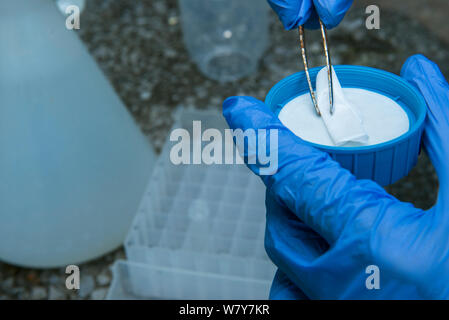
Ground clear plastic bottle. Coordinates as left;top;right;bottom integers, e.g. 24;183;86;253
179;0;269;82
0;0;155;267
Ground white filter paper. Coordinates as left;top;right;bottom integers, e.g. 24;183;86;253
316;67;369;145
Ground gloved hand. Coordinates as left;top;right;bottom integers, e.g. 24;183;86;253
223;54;449;299
267;0;353;30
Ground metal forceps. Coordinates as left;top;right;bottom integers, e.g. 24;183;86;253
298;20;334;116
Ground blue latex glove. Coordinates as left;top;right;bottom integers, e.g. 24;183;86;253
267;0;353;30
223;54;449;299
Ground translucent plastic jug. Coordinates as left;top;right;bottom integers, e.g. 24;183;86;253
179;0;269;82
56;0;86;14
0;0;155;268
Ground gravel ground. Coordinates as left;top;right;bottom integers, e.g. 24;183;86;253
0;0;447;299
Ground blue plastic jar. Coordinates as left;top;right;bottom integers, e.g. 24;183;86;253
265;65;427;186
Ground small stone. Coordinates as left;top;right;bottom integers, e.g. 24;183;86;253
341;18;363;32
168;16;178;26
91;288;108;300
140;91;152;101
18;290;30;300
31;287;47;300
49;275;61;285
195;87;207;99
210;96;222;107
223;30;232;39
10;287;25;296
48;286;66;300
309;42;321;54
141;30;154;40
131;104;140;113
136;17;148;26
2;277;14;290
78;275;95;299
164;48;177;59
96;272;111;286
26;271;39;284
403;182;414;189
153;1;167;14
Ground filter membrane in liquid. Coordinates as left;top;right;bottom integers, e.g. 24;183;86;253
278;88;410;147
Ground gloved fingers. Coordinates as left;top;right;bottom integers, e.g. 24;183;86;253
264;191;329;260
267;0;352;30
401;55;449;201
270;269;310;300
223;96;419;244
313;0;353;29
265;192;329;297
267;0;316;30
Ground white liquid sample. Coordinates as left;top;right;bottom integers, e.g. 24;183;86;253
278;88;410;147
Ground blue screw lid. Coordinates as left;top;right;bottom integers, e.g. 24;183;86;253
265;65;427;186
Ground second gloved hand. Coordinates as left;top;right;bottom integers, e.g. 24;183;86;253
267;0;353;30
